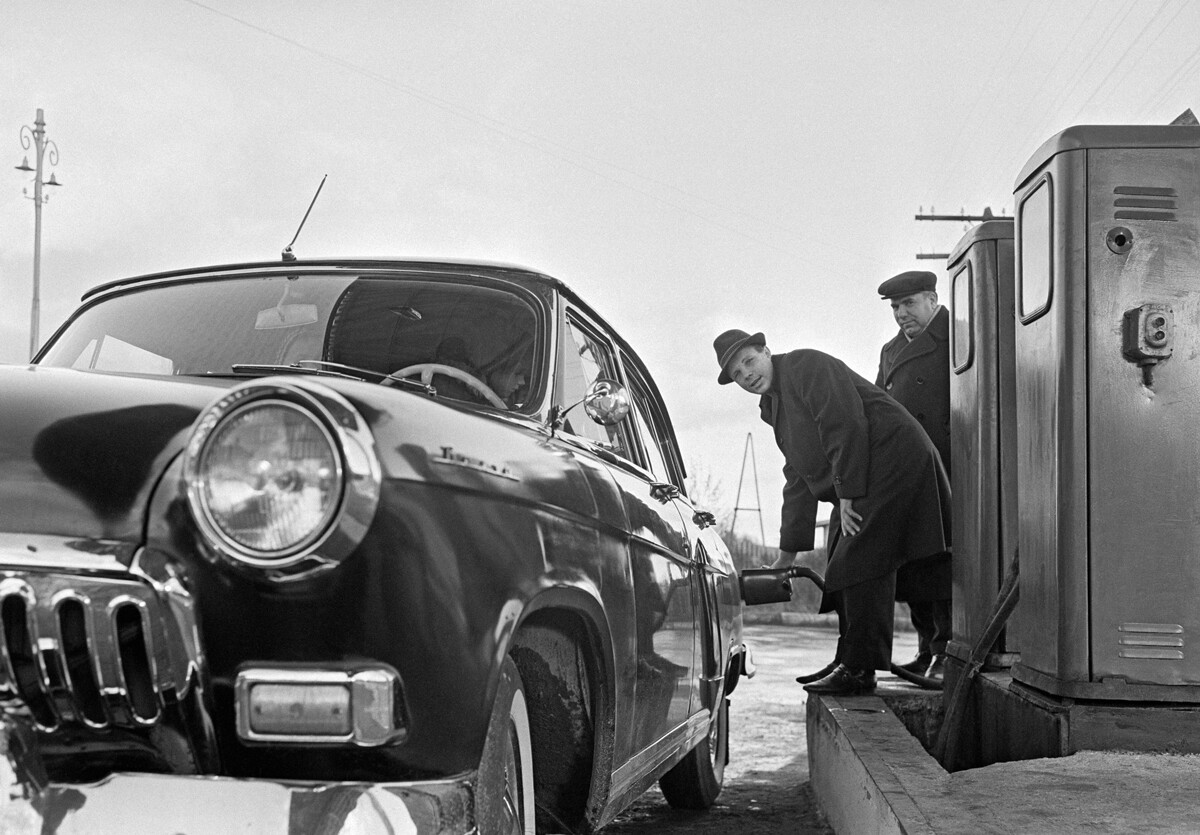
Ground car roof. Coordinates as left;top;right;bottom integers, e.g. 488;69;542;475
81;257;563;301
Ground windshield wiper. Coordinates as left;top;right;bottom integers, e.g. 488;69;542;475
229;361;432;394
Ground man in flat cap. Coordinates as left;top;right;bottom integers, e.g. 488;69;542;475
714;329;951;695
876;270;953;680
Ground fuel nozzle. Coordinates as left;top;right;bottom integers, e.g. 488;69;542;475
738;565;825;606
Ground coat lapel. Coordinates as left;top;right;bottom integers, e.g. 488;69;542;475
882;306;948;381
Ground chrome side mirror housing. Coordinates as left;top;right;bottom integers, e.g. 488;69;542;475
583;379;630;426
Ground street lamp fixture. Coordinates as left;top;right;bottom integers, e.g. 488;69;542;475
14;108;63;360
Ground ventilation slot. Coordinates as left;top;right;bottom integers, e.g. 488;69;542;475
58;599;107;725
114;604;158;722
1113;185;1178;222
1;595;57;728
1117;622;1184;659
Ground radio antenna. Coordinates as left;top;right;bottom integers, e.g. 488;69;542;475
282;174;327;261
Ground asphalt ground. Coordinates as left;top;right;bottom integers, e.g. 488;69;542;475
605;623;919;834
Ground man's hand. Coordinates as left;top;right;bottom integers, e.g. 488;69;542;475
769;550;798;569
839;498;863;536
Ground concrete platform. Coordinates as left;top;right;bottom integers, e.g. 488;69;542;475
807;682;1200;834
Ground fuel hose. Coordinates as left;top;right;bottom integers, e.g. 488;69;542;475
739;565;945;690
931;549;1020;769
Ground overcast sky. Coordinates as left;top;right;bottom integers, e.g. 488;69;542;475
3;1;1198;544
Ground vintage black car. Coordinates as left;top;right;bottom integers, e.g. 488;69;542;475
0;258;751;834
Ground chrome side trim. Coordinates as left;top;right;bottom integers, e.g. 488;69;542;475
605;707;711;815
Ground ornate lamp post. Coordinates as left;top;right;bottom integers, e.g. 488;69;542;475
14;108;62;359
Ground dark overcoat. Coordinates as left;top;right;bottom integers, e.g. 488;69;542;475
876;306;953;602
759;349;951;593
875;305;951;468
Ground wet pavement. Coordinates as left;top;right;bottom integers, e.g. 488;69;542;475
606;623;918;834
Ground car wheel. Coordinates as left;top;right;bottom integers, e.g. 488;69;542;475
658;696;728;809
475;657;536;835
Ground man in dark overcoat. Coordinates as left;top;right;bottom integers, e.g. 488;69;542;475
715;329;951;695
876;270;953;680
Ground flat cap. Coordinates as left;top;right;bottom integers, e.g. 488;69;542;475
878;270;937;299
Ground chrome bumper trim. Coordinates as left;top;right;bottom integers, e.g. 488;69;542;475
1;714;472;835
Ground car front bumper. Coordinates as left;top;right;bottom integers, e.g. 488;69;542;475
0;714;476;835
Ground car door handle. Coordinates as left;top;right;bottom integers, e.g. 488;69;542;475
649;482;680;503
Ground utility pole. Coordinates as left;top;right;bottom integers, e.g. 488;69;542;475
14;108;63;360
913;205;1009;261
731;432;767;545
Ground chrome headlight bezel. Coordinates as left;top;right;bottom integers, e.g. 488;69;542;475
183;379;382;579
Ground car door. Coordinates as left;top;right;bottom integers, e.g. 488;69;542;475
618;355;724;717
556;312;697;759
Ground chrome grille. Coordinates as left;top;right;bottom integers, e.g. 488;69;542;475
0;574;173;731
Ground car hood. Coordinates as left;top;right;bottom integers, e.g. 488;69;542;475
0;364;608;554
0;365;226;545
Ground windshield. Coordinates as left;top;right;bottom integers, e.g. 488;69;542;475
40;273;544;411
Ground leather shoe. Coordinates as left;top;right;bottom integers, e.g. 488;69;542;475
795;659;839;685
802;664;876;696
897;652;932;675
926;654;946;681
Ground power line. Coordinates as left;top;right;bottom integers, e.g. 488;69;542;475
994;0;1141;189
929;0;1039;200
991;0;1109;170
913;207;1010;261
177;0;869;280
1066;0;1179;124
1136;23;1200;120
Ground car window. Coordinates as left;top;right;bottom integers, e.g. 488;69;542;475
560;315;627;455
39;273;543;411
628;396;670;480
623;360;680;486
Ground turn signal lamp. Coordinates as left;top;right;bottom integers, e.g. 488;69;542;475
235;667;404;746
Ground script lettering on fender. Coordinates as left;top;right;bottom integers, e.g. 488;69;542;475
432;446;519;481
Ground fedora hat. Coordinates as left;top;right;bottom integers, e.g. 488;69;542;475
714;329;765;385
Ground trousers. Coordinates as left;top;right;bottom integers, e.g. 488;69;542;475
908;598;952;657
827;571;897;671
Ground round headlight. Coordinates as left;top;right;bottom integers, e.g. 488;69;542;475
193;400;342;561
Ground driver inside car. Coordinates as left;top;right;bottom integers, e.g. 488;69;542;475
431;337;489;403
488;367;528;409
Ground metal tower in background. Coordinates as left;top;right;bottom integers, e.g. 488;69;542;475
730;432;766;544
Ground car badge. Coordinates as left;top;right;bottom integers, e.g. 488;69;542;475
433;446;519;481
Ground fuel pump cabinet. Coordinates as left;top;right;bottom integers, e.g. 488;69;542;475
1011;124;1200;701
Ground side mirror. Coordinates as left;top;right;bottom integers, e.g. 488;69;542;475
583;379;630;426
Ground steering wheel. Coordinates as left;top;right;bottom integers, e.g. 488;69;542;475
390;363;508;409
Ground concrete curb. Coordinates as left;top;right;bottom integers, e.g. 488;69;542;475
805;685;1200;834
806;693;941;835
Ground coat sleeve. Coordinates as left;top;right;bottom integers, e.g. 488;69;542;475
786;353;870;500
779;458;818;552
